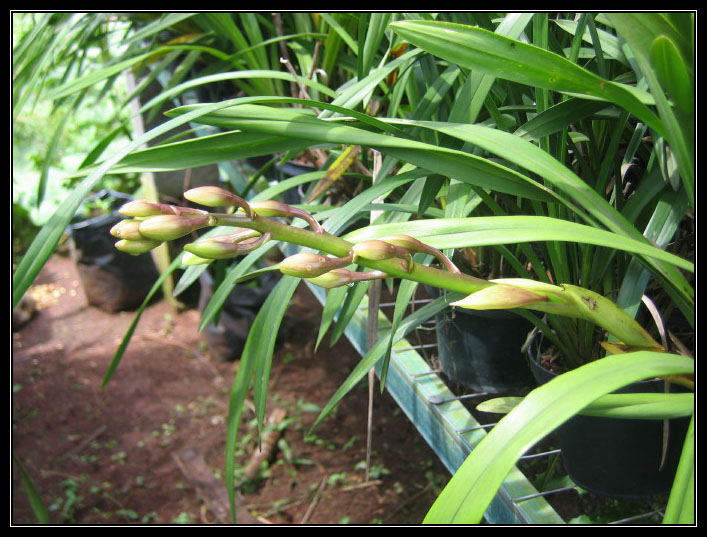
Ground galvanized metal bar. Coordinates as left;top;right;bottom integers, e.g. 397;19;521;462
305;282;565;524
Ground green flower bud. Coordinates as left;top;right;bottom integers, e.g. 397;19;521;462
181;252;214;266
138;215;210;241
280;252;352;278
184;186;252;217
250;200;324;233
115;238;163;255
110;219;144;241
351;240;413;272
118;200;165;217
184;232;270;260
450;283;547;310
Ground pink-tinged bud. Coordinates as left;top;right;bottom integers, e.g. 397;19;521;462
119;199;207;217
351;240;413;272
184;186;252;217
250;200;324;233
138;215;210;241
306;269;390;288
352;240;408;261
381;234;460;274
280;252;352;278
115;238;163;255
110;219;144;241
183;232;271;260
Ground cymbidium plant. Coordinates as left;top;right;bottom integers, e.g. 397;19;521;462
112;184;694;525
114;181;695;525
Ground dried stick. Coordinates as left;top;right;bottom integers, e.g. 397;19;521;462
244;407;288;481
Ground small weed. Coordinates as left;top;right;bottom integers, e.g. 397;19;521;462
49;477;83;523
355;461;390;480
327;473;348;486
141;511;159;524
110;451;127;464
115;508;139;521
171;512;191;524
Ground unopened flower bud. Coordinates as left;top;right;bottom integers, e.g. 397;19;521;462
351;240;413;271
110;219;145;241
119;199;207;217
181;252;214;266
280;252;352;278
381;234;460;274
138;215;210;241
115;238;163;255
306;269;389;288
184;232;271;260
250;200;324;233
451;283;547;310
118;200;164;217
184;186;252;218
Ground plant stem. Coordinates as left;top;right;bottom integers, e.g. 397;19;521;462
210;212;492;294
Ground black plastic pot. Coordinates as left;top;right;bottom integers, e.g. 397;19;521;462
432;288;536;394
67;190;159;312
527;338;690;499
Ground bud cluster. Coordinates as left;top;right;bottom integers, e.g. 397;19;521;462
111;186;460;290
109;186;669;358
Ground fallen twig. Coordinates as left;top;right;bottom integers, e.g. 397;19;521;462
244;407;288;481
64;424;107;458
300;474;327;524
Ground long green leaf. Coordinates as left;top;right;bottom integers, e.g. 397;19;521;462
13;454;50;524
251;276;300;433
315;285;350;352
224;275;299;522
343;216;693;273
171;103;555;202
424;351;694;524
663;415;695;524
478;392;694;420
120;13;197;48
389;20;664;136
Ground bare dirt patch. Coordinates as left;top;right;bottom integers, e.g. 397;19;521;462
12;254;449;525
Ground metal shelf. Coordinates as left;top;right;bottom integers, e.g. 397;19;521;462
305;283;565;524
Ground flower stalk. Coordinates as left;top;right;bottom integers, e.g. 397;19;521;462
113;186;664;350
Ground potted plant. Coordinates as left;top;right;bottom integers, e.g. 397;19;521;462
382;13;694;523
69;189;160;312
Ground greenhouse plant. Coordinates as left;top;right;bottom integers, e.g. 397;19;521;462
13;13;694;524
